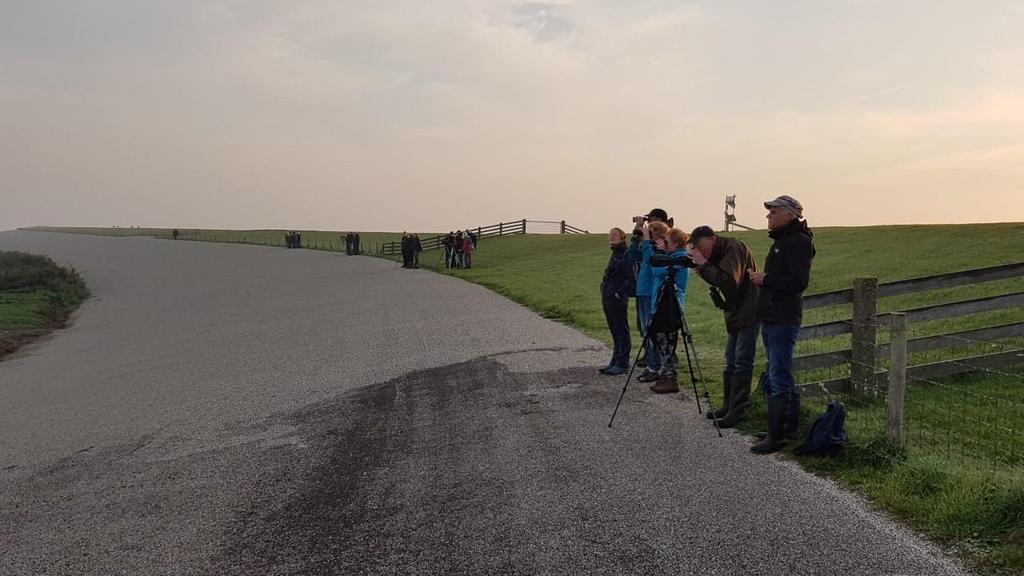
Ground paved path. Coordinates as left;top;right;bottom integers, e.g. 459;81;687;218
0;231;967;575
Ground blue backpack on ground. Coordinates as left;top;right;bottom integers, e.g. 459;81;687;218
795;400;848;456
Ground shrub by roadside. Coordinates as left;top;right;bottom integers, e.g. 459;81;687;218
0;251;89;359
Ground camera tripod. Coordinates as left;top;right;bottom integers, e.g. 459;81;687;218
608;264;723;436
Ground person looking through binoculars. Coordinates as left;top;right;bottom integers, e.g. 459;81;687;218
629;209;672;383
687;226;760;427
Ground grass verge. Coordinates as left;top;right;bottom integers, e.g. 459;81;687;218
0;251;90;359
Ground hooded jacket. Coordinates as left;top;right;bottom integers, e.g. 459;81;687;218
601;243;635;302
757;219;816;325
696;236;759;334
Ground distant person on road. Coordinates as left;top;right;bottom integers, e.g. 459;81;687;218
353;232;361;255
454;231;465;268
748;196;815;454
412;234;423;268
443;232;456;268
400;233;412;268
687;225;760;428
296;232;302;249
172;229;179;240
343;233;351;255
462;234;475;269
647;227;690;394
599;227;635;376
629;212;671;384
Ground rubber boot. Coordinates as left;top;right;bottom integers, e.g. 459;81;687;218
786;393;801;440
707;370;733;420
650;374;680;394
751;395;789;454
716;373;752;428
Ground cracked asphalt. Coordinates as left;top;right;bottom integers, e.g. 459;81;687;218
0;230;968;575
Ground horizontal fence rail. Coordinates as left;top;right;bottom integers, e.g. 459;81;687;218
377;219;589;255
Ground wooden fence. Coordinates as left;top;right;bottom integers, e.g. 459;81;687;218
795;261;1024;397
376;219;589;256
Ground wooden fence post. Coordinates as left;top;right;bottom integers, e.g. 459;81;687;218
850;276;879;395
499;222;503;236
560;220;566;234
521;219;527;234
887;313;908;448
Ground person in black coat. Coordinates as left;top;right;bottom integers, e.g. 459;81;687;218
747;195;816;454
599;227;636;375
353;233;361;255
400;233;412;268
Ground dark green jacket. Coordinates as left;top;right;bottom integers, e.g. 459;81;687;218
696;236;759;334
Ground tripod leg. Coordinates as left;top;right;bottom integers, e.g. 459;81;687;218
680;314;724;437
608;328;655;428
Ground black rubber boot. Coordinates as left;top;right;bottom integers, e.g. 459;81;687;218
716;373;752;428
751;395;789;454
708;370;733;420
786;392;801;440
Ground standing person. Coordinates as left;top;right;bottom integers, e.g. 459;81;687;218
412;234;423;268
748;196;815;454
462;234;475;269
454;231;465;268
629;210;671;383
687;226;760;428
468;229;478;248
647;227;690;394
599;228;635;376
296;232;302;248
443;232;455;268
400;233;412;268
353;233;361;255
344;233;352;255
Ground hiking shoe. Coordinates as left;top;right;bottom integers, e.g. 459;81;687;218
603;365;628;376
650;375;680;394
637;370;660;383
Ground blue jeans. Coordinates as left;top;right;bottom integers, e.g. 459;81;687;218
761;323;800;398
635;295;661;372
725;323;760;379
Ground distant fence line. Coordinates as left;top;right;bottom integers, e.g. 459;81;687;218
376;219;588;256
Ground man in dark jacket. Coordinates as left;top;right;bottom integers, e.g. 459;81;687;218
748;195;816;454
344;233;352;255
600;228;636;375
353;233;361;255
688;226;759;428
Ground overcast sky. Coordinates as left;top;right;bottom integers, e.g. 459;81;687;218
2;1;1022;233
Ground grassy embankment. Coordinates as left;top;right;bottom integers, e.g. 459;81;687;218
405;223;1024;574
22;226;418;253
0;251;89;359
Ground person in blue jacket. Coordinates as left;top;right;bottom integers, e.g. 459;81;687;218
628;209;671;383
599;228;636;375
647;227;690;394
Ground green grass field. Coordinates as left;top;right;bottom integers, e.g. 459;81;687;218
0;251;90;358
27;222;1024;572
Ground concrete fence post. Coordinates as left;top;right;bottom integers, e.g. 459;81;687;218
850;276;879;395
887;313;908;448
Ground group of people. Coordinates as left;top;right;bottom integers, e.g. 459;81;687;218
400;233;423;268
284;231;302;249
442;230;477;269
344;232;361;255
599;196;815;454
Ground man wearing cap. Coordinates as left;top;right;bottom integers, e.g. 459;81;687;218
687;225;760;428
628;208;670;383
747;195;816;454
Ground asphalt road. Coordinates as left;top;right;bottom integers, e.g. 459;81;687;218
0;231;968;575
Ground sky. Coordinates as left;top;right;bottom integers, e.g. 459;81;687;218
2;1;1023;233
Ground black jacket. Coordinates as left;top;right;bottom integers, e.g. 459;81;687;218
696;236;759;334
601;244;635;302
757;219;816;325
